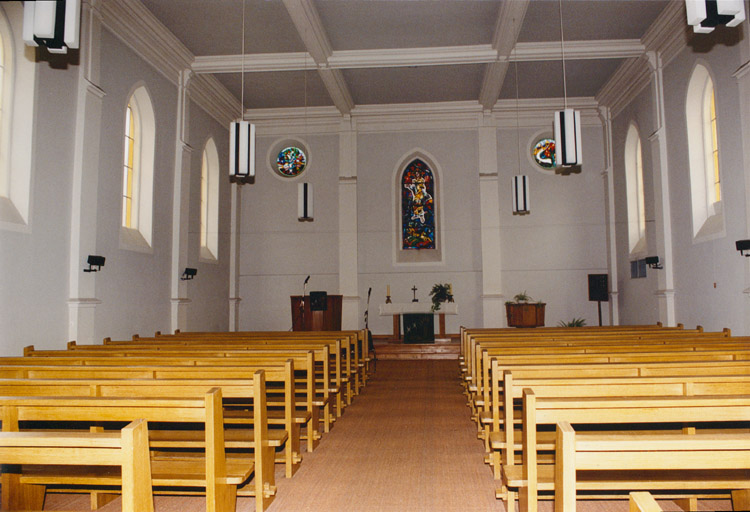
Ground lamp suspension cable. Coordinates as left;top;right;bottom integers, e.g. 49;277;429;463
558;0;568;109
514;18;521;177
240;0;245;119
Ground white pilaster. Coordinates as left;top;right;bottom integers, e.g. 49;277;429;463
170;69;194;333
67;0;105;344
338;117;360;329
478;113;505;326
733;18;750;336
229;183;242;331
598;106;620;325
646;51;676;326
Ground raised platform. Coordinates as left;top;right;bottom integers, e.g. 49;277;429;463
374;341;459;360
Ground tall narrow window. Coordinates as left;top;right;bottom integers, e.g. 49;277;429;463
401;159;435;250
200;138;219;260
686;64;724;240
625;124;646;255
122;103;135;228
120;86;155;250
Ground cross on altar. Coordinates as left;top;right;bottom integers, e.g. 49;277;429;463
411;286;418;302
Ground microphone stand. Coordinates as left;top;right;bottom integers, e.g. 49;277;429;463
300;276;310;330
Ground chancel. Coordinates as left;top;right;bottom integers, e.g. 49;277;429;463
2;0;750;510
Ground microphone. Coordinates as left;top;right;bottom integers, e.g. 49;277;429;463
367;287;372;299
304;275;310;285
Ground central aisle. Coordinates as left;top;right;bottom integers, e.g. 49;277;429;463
260;359;502;512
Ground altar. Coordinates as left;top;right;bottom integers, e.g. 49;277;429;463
379;302;458;342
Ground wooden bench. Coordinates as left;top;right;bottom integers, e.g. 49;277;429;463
0;359;302;478
507;392;750;512
555;421;750;512
0;379;274;512
0;419;153;512
630;492;664;512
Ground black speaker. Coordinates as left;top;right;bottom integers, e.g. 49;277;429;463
309;291;328;311
588;274;609;302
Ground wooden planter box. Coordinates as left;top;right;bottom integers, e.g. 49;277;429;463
506;303;546;328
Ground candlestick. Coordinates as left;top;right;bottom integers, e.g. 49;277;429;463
387;285;390;296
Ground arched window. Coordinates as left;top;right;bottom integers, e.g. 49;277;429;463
120;86;155;250
686;64;724;240
0;3;36;230
200;137;219;260
401;158;436;250
625;124;646;255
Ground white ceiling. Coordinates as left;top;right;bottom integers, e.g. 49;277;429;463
139;0;672;113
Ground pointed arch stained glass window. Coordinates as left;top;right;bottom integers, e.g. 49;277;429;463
401;159;435;250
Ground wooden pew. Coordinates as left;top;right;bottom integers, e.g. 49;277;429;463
509;392;750;512
555;421;750;512
0;359;302;478
0;419;153;512
630;492;663;512
0;380;274;512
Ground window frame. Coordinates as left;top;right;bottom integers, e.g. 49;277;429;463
199;137;220;262
624;123;647;257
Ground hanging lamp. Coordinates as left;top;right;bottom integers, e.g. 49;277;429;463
23;0;81;55
229;0;255;184
511;18;530;215
553;0;582;168
686;0;745;33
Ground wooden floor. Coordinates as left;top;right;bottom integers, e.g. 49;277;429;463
42;360;732;512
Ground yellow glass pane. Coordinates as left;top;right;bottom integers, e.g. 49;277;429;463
710;91;721;203
200;152;208;248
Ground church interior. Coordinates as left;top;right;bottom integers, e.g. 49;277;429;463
1;0;750;511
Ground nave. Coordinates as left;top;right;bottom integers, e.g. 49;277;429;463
41;359;733;512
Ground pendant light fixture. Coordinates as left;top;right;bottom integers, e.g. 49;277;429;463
553;0;582;168
297;38;313;222
511;18;530;215
23;0;81;55
229;0;255;184
686;0;745;33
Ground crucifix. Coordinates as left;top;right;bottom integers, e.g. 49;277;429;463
411;285;418;302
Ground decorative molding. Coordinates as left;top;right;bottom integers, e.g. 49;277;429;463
67;298;103;306
339;176;357;184
512;39;645;62
733;60;750;80
282;0;333;63
481;294;506;300
596;56;652;118
641;0;690;67
655;289;676;298
318;68;354;114
85;81;107;99
189;74;241;127
193;52;311;74
479;172;499;179
99;0;193;85
171;298;192;305
494;97;602;127
331;45;497;69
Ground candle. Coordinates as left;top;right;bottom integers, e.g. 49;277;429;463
387;285;391;296
448;284;453;295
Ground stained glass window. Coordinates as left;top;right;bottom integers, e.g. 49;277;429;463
276;146;306;177
532;138;556;169
401;159;435;250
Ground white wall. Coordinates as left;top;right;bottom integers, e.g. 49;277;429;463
238;132;340;331
612;35;748;333
185;101;231;332
0;32;78;354
357;129;483;336
499;123;610;327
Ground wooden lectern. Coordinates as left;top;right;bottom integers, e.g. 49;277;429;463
291;294;342;331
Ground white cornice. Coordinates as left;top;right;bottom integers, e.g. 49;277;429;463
512;40;645;61
641;0;690;67
193;52;312;74
596;57;651;118
282;0;333;63
100;0;192;85
193;40;650;75
493;97;602;127
189;74;241;127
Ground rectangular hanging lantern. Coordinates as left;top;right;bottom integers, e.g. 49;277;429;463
554;109;582;167
23;0;81;55
229;121;255;183
298;182;313;221
686;0;745;33
512;175;530;215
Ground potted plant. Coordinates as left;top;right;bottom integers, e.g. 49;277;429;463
558;317;586;327
429;283;454;312
505;291;546;328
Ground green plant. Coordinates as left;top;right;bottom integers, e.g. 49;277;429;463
558;317;587;327
506;291;533;305
429;283;454;312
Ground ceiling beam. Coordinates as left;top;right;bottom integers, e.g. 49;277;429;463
282;0;354;114
482;0;529;110
192;39;644;74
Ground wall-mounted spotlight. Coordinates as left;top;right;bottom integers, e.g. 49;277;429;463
736;239;750;256
181;268;197;281
645;256;663;270
83;255;105;273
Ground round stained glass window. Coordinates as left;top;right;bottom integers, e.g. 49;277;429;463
276;146;307;177
532;138;556;169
